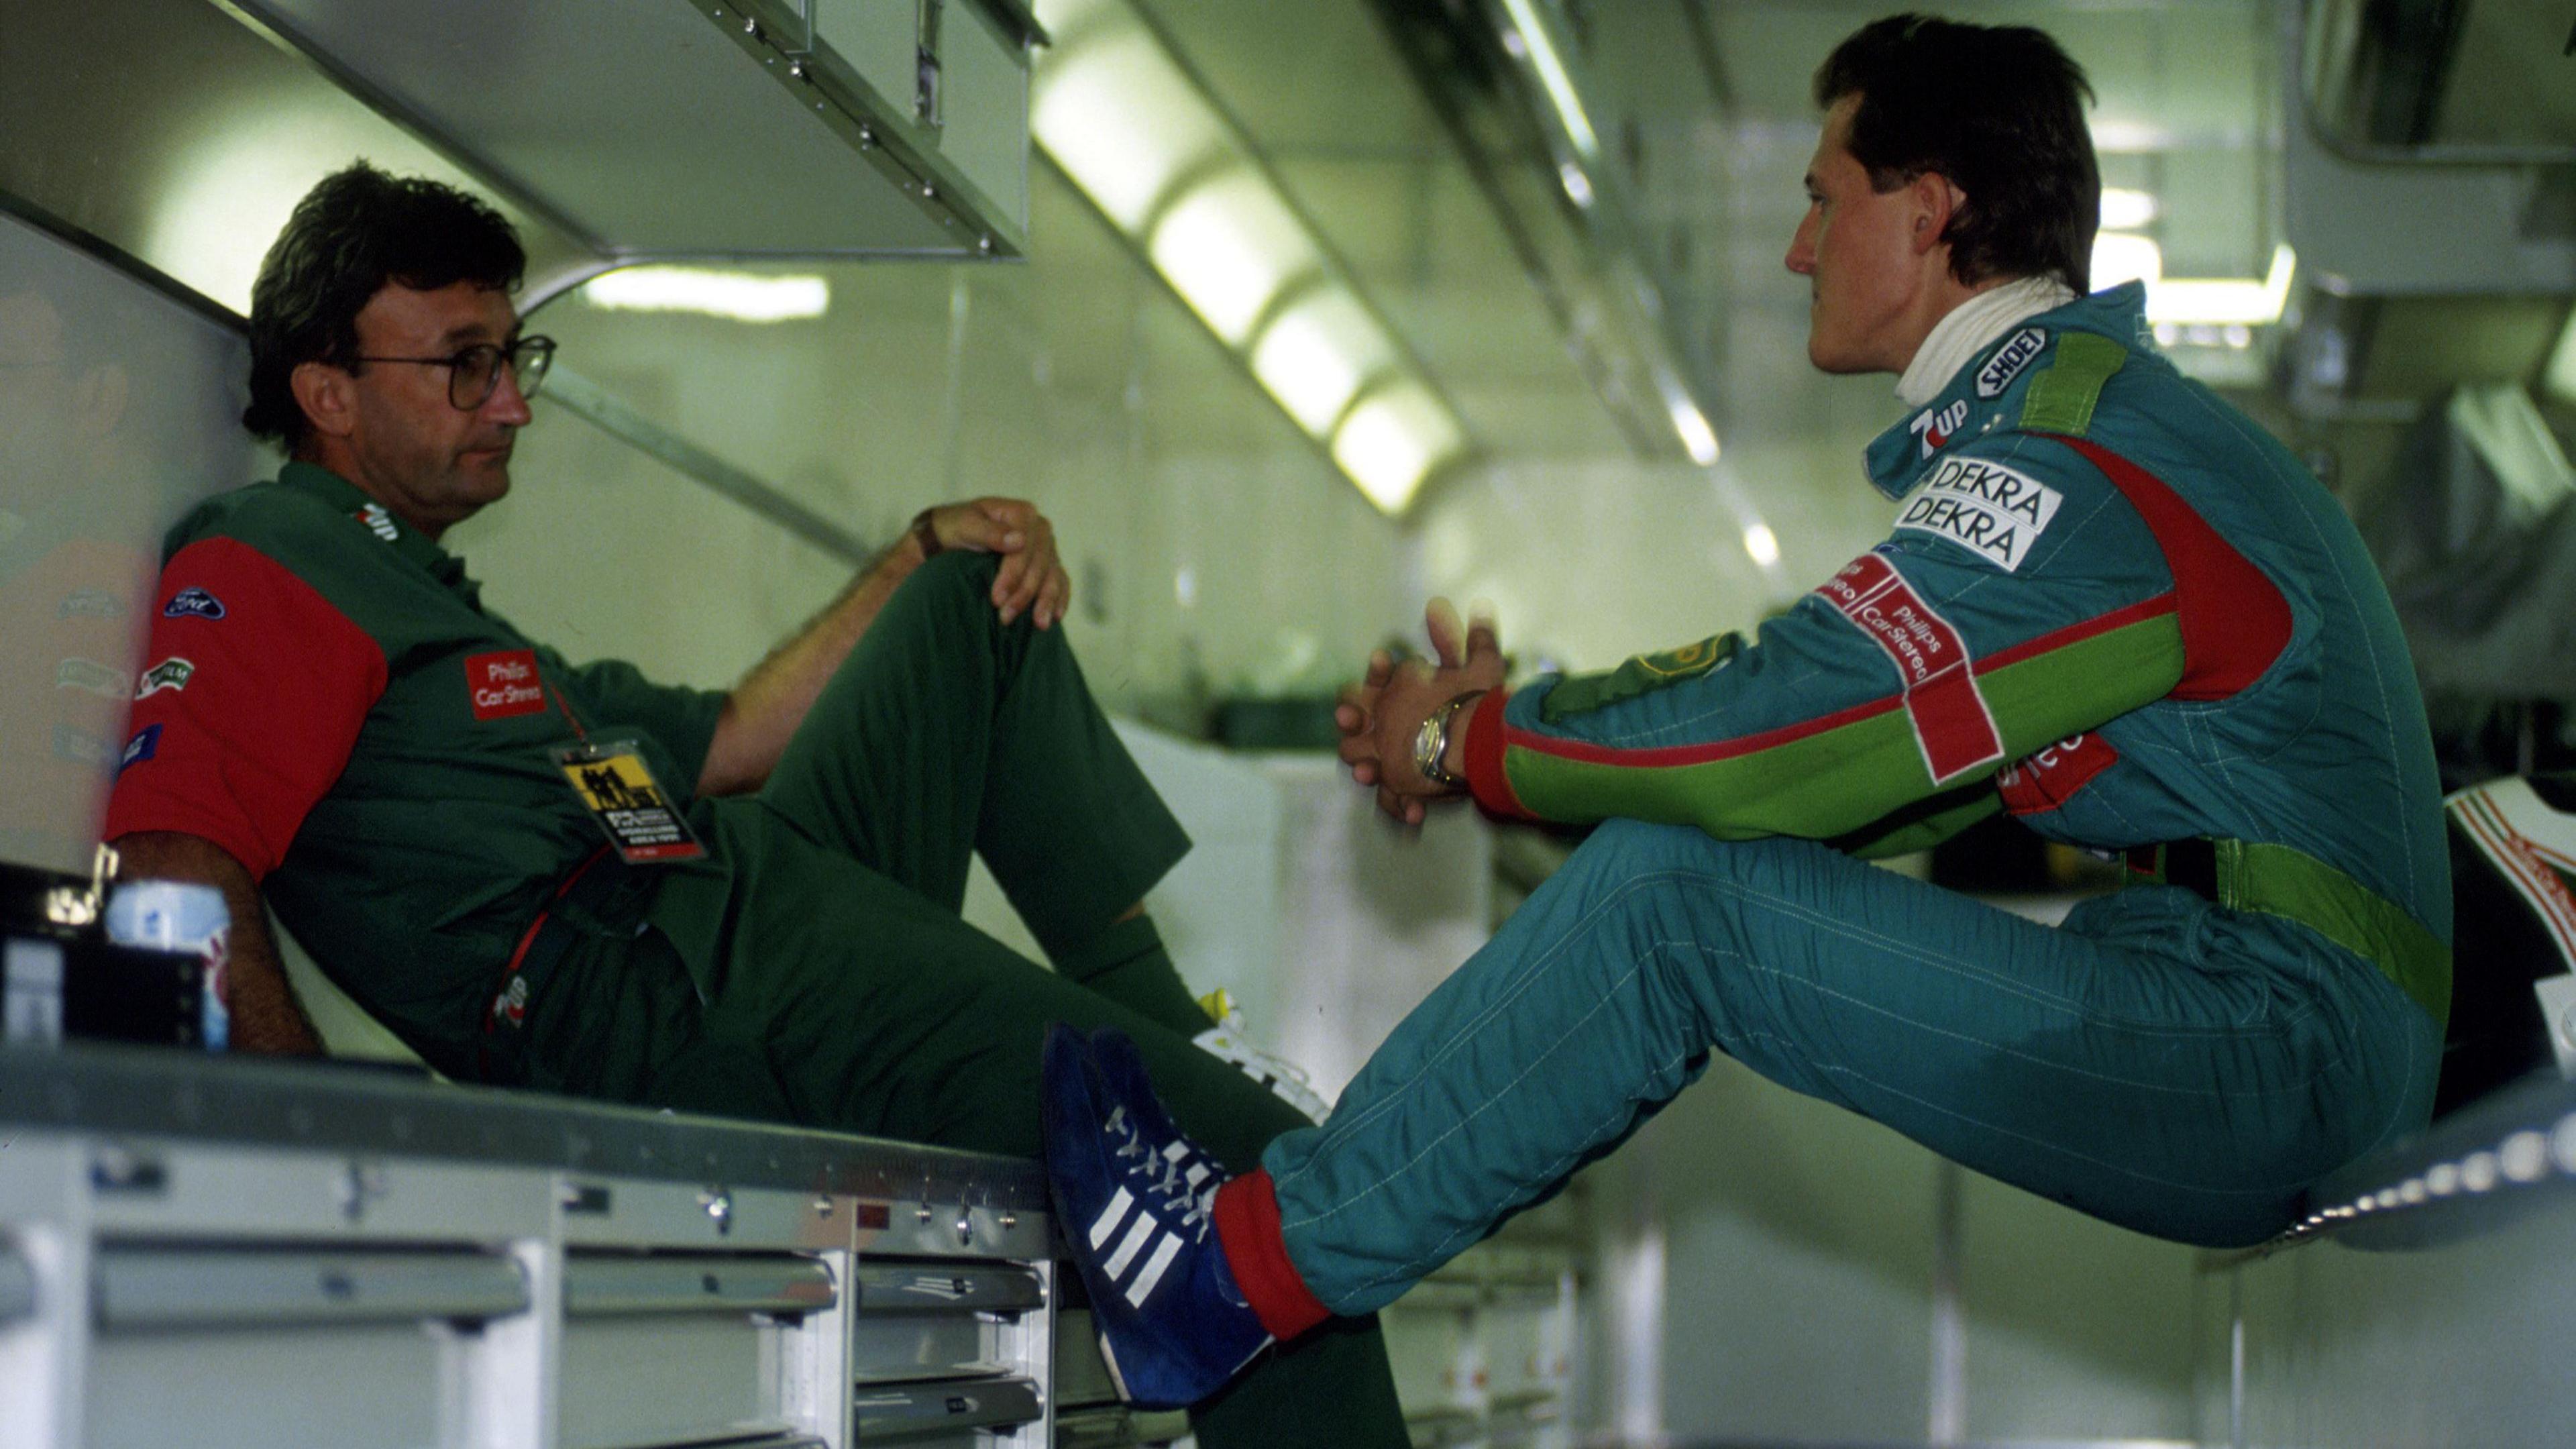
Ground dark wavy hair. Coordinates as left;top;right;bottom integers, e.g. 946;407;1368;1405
242;162;525;447
1813;15;2099;293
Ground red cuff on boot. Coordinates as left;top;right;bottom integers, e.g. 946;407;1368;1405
1213;1169;1333;1342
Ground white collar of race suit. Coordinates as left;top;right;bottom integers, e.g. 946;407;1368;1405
1895;275;2080;409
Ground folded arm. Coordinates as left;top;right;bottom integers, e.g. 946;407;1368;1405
1459;437;2189;846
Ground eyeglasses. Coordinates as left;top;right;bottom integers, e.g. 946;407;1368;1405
350;335;556;410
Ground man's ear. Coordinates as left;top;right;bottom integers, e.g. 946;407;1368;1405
1909;172;1966;257
289;360;356;442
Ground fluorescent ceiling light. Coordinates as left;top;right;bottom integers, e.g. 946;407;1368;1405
1559;162;1595;209
582;266;828;321
2099;188;2159;231
1499;0;1600;160
1031;30;1223;231
1253;292;1389;435
1742;523;1780;568
2092;232;2164;290
1150;172;1320;345
1334;384;1460;515
2089;119;2175;154
2147;244;2296;327
1668;397;1719;466
2098;236;2296;326
1033;0;1472;513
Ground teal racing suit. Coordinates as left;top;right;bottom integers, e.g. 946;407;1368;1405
1255;284;2451;1309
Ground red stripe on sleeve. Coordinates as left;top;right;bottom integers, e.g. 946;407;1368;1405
1491;594;2180;776
103;538;388;879
1815;552;2005;784
2051;436;2290;700
1462;686;1534;822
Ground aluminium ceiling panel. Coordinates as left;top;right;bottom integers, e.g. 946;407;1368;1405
234;0;961;258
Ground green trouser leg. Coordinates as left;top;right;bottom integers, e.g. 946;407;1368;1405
598;553;1406;1449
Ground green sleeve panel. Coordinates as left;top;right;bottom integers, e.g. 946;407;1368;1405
1483;606;2184;841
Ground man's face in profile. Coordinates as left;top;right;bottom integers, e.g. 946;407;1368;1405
325;280;532;535
1784;95;1937;376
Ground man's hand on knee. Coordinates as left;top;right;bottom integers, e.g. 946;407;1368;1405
920;496;1070;630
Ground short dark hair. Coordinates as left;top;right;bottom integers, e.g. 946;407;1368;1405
242;162;525;447
1813;15;2098;294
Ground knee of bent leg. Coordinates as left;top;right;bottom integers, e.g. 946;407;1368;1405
910;547;1004;606
884;549;1009;645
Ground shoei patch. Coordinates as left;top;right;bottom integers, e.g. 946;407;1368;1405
1894;455;2063;573
553;740;706;864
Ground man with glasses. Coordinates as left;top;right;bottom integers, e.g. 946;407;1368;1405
105;163;1408;1448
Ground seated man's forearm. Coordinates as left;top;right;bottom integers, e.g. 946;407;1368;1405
110;832;321;1055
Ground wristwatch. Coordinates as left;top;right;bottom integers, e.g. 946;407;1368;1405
1413;692;1481;791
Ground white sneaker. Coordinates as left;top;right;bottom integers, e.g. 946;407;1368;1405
1192;990;1332;1124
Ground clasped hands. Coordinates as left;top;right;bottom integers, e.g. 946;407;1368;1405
1336;598;1507;825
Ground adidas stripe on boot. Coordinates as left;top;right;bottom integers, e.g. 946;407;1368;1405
1040;1025;1271;1409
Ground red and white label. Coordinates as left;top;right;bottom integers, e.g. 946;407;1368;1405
1816;553;2004;785
1997;731;2118;815
466;649;547;721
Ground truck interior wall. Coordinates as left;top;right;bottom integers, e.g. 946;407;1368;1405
471;164;1405;732
0;207;254;877
1582;1049;2204;1445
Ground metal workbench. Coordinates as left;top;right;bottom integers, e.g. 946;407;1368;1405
0;1042;1118;1449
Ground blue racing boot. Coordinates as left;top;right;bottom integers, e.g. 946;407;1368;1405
1089;1026;1224;1211
1040;1024;1271;1409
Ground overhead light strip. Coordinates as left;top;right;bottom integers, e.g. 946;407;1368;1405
1496;0;1600;162
2092;236;2299;327
582;266;830;322
1031;0;1467;515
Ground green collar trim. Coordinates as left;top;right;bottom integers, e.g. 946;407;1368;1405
276;462;462;583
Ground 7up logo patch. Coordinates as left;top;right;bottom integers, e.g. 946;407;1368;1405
136;657;195;698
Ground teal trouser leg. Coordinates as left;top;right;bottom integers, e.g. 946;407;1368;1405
1266;820;2443;1316
613;553;1405;1448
